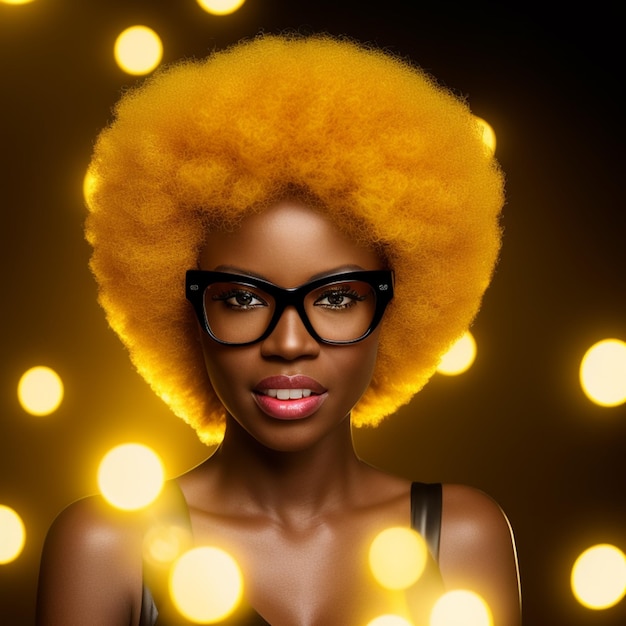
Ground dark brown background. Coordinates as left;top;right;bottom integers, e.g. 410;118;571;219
1;1;624;623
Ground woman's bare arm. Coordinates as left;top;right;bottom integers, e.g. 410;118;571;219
439;484;521;626
36;496;143;626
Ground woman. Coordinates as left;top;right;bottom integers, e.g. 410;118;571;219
37;34;520;625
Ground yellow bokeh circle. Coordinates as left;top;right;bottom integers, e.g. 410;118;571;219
0;505;26;564
143;523;191;568
369;526;428;590
430;590;493;626
437;331;477;376
17;366;64;416
474;117;497;154
580;338;626;406
83;169;98;210
1;0;36;5
367;615;413;626
170;546;243;623
196;0;246;16
571;544;626;609
114;26;163;75
97;443;164;510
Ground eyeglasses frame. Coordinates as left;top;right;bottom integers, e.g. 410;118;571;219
185;269;394;346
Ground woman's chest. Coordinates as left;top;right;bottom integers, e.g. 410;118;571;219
185;512;441;626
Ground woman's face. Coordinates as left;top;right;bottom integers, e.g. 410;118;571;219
197;199;386;452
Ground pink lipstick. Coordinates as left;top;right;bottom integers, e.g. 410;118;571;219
253;375;328;420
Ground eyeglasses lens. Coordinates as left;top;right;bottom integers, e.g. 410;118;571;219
203;279;377;344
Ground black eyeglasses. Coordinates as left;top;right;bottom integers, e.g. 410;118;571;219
186;269;394;346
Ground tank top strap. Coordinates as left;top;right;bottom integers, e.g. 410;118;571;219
410;481;442;562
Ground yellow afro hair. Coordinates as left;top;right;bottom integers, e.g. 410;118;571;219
85;34;504;445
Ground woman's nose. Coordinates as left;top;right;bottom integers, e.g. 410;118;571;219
259;306;320;360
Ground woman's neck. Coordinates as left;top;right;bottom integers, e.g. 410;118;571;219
200;416;372;528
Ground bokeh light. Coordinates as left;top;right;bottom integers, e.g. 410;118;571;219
580;338;626;406
83;168;97;210
114;26;163;75
97;443;165;510
571;544;626;609
0;505;26;564
196;0;246;16
17;365;64;416
143;523;191;568
367;616;413;626
430;590;493;626
1;0;36;4
437;332;477;376
369;526;428;590
170;546;243;623
475;117;496;154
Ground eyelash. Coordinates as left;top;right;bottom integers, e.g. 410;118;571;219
212;289;268;310
314;288;366;309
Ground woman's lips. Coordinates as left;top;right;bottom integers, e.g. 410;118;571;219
253;375;328;420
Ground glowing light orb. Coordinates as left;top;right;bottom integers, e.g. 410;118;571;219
83;169;97;210
367;615;413;626
17;366;64;416
571;544;626;609
196;0;246;15
437;332;477;376
1;0;36;5
97;444;164;510
0;506;26;564
369;527;428;590
430;590;493;626
580;338;626;407
143;524;191;568
475;117;496;154
114;26;163;76
170;546;243;623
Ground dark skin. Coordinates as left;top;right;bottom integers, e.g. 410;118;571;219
37;200;521;625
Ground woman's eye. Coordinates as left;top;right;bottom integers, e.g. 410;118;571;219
325;292;349;306
315;289;365;309
214;289;267;309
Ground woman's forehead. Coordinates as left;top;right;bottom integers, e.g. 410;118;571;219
198;199;384;285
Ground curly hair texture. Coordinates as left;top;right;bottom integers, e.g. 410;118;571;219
85;34;504;445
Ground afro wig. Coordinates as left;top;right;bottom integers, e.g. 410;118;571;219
85;34;504;445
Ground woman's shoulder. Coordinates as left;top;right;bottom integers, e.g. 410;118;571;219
42;478;190;558
439;483;521;625
440;482;517;567
37;494;147;625
441;483;513;533
43;493;145;558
